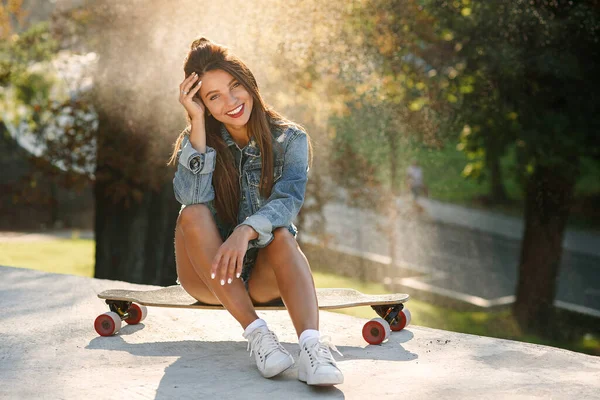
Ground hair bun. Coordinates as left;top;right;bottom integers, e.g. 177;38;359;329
190;37;211;50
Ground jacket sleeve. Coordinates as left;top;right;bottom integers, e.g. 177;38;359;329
238;128;309;248
172;135;217;205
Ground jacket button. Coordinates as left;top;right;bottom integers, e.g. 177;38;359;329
190;157;200;170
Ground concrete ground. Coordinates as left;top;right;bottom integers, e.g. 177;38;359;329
1;266;599;400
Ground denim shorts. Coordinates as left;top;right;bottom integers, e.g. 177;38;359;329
231;225;298;290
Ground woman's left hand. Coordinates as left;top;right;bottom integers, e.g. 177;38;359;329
211;227;252;286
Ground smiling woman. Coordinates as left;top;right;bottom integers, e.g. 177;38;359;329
201;71;253;123
166;37;343;386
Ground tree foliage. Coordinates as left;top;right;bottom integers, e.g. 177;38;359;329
323;1;449;209
0;2;97;228
427;0;600;183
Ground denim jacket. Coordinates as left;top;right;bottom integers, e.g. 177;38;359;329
173;123;308;250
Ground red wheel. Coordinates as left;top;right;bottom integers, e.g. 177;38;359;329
125;304;147;325
94;312;122;336
390;308;411;332
362;317;390;345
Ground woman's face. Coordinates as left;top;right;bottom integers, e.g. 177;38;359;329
198;69;254;128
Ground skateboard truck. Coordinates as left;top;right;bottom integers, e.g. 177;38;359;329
107;300;133;319
94;300;148;337
362;303;412;345
372;303;403;324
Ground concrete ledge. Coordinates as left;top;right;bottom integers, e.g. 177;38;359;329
1;266;599;399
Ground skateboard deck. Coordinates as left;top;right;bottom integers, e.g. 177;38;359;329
98;285;408;310
95;286;411;344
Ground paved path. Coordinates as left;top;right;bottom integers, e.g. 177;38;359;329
1;266;599;400
305;198;600;316
419;197;600;257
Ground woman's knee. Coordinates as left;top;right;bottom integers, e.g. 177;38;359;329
175;204;222;271
177;204;213;232
260;227;301;266
270;227;297;248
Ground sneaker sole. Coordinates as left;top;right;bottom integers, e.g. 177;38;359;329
261;354;294;378
298;370;344;386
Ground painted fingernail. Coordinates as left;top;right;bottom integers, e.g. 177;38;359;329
211;273;215;279
220;279;225;286
227;278;232;284
236;272;241;278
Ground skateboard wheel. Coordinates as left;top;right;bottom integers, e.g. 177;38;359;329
362;317;391;345
94;312;122;337
125;304;147;325
390;308;412;332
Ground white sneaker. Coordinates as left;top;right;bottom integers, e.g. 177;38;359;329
297;336;344;386
246;326;294;378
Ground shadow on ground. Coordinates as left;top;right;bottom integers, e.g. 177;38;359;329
86;328;418;399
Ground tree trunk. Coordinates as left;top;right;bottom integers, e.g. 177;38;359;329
513;165;576;334
94;176;180;285
487;149;509;204
485;136;509;204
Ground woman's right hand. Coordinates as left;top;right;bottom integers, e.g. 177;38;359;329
178;72;205;122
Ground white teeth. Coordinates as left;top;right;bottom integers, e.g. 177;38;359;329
227;104;243;115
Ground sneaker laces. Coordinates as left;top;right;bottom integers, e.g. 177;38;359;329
308;336;343;367
247;329;284;359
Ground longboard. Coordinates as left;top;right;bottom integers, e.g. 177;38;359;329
95;286;411;345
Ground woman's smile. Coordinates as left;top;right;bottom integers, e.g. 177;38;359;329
226;103;245;118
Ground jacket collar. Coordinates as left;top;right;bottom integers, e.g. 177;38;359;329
220;124;260;156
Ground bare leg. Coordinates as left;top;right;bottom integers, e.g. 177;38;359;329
175;224;219;305
248;228;319;337
176;204;259;329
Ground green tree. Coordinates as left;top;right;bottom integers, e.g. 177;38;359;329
426;0;600;333
328;0;600;334
0;2;96;229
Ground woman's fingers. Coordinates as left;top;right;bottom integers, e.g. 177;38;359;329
189;81;204;110
178;73;194;90
217;255;230;285
224;255;237;285
180;74;198;98
212;245;245;287
210;252;222;281
190;80;202;96
178;73;196;94
234;253;243;280
181;72;197;87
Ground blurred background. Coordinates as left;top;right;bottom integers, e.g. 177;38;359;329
1;0;599;355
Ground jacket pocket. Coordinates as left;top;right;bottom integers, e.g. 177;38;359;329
246;163;283;188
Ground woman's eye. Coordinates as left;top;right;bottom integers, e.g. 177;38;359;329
210;95;219;101
232;82;241;88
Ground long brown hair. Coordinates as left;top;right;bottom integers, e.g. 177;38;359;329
168;37;311;226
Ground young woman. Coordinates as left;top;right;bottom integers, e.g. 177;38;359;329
168;37;343;386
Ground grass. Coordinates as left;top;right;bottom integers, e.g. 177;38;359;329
391;141;600;230
0;238;95;277
1;238;598;355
